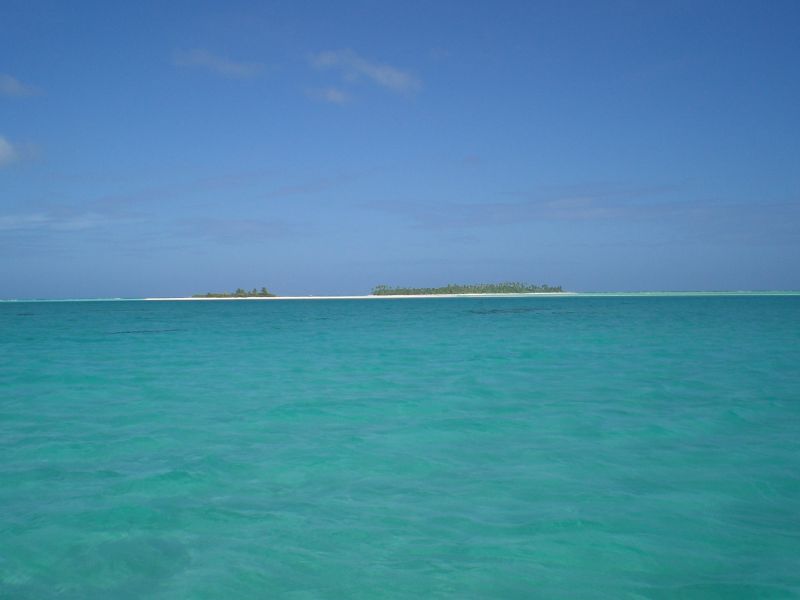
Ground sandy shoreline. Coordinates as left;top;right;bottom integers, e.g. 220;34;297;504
2;291;796;302
137;291;800;301
143;293;578;301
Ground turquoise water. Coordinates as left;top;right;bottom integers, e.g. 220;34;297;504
2;296;799;598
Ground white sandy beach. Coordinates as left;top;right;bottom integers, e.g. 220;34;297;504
144;293;578;301
138;291;800;301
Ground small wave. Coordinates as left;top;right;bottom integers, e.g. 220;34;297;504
108;328;185;335
469;307;545;315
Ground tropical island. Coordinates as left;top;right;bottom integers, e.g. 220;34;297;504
180;283;564;300
371;282;563;295
192;287;276;298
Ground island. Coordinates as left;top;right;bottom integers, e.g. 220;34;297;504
371;283;563;295
178;282;564;300
192;287;276;298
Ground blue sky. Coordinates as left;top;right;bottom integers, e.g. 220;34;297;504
1;0;799;297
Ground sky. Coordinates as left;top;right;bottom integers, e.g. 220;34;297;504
1;0;799;297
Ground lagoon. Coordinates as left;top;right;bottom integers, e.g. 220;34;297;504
1;295;799;597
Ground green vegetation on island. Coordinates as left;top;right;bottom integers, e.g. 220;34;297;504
371;282;563;295
192;287;276;298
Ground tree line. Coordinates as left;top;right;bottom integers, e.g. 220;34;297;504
371;282;563;295
192;287;276;298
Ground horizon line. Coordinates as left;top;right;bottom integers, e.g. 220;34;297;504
3;290;800;302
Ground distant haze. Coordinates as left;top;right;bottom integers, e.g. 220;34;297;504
1;1;799;298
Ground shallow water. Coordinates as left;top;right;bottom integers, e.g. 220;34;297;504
1;296;799;598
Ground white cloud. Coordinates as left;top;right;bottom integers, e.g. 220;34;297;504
0;74;38;97
0;213;47;230
0;136;39;167
0;136;18;166
310;50;420;94
311;86;350;104
0;211;110;232
173;49;262;79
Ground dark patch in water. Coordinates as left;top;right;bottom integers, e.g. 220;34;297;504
108;328;184;335
16;313;35;316
469;307;545;315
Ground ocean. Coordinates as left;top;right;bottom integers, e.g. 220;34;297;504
1;295;799;598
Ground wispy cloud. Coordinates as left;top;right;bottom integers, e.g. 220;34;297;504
371;183;683;228
0;211;114;232
173;49;262;79
0;135;40;167
310;49;420;94
0;136;18;166
367;183;800;245
177;216;294;244
262;173;361;200
309;86;350;104
0;74;38;97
